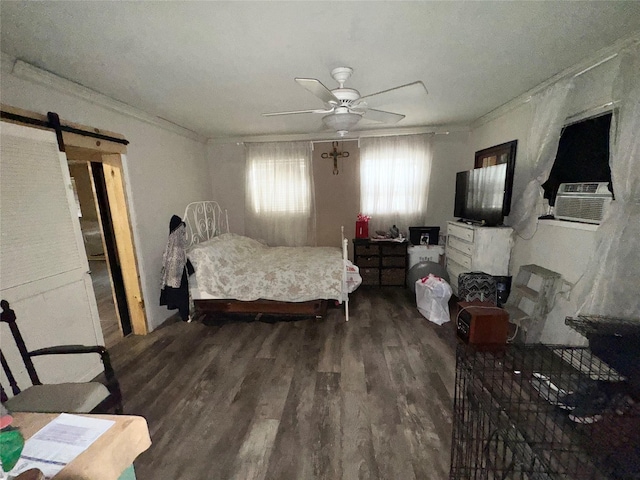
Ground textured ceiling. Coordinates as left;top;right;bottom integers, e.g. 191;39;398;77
2;1;640;139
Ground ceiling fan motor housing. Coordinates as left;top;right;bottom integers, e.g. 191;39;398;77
331;88;361;107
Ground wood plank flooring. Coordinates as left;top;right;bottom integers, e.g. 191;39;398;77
110;287;458;480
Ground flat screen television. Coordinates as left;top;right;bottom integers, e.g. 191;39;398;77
454;140;517;226
454;165;509;226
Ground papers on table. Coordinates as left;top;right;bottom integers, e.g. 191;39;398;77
9;413;115;479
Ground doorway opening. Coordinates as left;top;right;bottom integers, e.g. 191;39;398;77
68;160;133;348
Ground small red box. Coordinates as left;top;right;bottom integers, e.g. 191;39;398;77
356;220;369;239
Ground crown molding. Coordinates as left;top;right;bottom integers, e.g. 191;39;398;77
207;124;469;145
471;32;640;129
3;54;206;143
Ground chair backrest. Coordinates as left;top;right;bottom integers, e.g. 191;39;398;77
1;299;123;414
1;300;42;402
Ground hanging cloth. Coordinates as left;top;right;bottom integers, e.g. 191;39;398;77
160;215;194;321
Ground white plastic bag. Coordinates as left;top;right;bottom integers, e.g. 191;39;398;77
415;274;452;325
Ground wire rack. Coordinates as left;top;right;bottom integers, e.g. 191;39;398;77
450;344;640;479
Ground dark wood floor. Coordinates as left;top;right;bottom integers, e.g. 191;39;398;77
110;287;458;480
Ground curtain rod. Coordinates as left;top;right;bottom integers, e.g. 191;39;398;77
238;129;451;148
474;37;635;128
356;131;448;140
521;53;619;106
572;53;618;78
310;131;447;149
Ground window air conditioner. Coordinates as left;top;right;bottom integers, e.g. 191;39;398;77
554;182;612;224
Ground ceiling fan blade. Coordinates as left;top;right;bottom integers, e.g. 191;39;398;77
362;108;405;124
295;78;339;105
262;108;333;117
359;80;428;101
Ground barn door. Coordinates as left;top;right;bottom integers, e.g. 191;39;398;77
0;121;104;386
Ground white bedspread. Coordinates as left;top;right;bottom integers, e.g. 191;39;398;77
187;233;361;302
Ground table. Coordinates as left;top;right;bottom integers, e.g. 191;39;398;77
11;413;151;480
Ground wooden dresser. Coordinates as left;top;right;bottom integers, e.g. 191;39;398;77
353;239;408;286
445;221;513;296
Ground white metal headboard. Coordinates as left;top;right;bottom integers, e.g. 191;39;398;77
183;201;229;248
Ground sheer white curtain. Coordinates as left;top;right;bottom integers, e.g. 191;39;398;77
507;79;574;238
245;141;316;246
360;134;432;234
577;43;640;318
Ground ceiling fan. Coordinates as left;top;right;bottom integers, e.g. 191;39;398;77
262;67;428;137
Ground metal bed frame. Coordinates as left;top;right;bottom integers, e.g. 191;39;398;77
183;201;351;321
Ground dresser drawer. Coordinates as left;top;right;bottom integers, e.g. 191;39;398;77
360;268;379;285
357;256;379;268
448;222;474;243
355;243;379;256
448;235;473;256
381;268;405;285
382;256;406;267
381;243;407;255
447;247;472;270
446;258;468;280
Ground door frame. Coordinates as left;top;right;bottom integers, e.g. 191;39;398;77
1;104;148;335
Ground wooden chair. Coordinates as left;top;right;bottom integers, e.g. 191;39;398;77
0;300;123;414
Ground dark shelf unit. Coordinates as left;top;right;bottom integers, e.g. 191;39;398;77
352;239;407;286
450;344;640;479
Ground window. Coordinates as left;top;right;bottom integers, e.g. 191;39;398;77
244;141;315;246
360;134;432;229
542;113;613;205
247;157;311;214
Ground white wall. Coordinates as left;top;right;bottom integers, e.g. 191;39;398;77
427;131;472;230
469;58;620;345
207;143;246;235
1;54;212;331
206;131;471;246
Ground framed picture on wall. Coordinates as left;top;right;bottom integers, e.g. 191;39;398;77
475;140;517;169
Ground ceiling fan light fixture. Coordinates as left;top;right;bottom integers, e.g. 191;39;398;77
322;112;361;136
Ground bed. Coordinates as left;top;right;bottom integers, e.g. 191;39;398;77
183;201;361;321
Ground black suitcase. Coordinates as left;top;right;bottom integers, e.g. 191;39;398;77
458;271;497;305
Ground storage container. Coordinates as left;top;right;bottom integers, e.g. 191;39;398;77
409;226;440;245
408;244;445;270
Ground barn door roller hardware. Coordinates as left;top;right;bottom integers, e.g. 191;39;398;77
1;109;129;153
321;141;349;175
